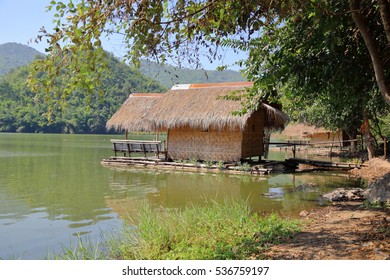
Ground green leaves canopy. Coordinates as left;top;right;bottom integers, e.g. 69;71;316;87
29;0;304;101
29;0;390;144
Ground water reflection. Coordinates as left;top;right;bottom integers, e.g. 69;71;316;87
105;166;365;218
0;133;366;259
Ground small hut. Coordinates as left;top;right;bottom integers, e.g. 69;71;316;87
280;123;348;145
154;82;287;161
106;82;288;162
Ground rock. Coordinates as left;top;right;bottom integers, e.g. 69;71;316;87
321;188;369;202
261;192;283;199
299;210;309;217
367;173;390;204
293;182;318;192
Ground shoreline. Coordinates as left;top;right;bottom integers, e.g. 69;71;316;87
263;201;389;260
263;158;390;260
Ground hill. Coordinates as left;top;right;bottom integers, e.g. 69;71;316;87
0;54;165;133
0;42;247;86
0;42;43;75
0;42;247;133
139;60;247;88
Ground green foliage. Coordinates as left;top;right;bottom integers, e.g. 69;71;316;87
217;160;225;170
204;160;214;169
50;235;106;260
107;200;301;260
30;0;299;100
230;0;390;144
375;113;390;139
0;54;165;133
189;158;199;167
26;0;390;151
362;200;388;210
238;162;252;172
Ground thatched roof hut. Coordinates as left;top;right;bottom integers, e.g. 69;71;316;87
106;82;289;161
106;93;163;132
276;123;349;146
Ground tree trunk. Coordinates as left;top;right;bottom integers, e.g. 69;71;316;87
350;0;390;106
378;0;390;43
362;111;376;159
346;129;358;153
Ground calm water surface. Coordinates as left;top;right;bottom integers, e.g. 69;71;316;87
0;133;365;259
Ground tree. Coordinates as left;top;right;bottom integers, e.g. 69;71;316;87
234;1;389;158
31;1;389;104
350;0;390;106
28;0;300;101
30;0;390;156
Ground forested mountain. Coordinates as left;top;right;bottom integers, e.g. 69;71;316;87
0;43;43;75
0;42;247;134
139;60;246;88
0;54;165;133
0;43;246;87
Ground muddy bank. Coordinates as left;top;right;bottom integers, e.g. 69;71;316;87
263;202;389;260
350;158;390;204
263;158;390;260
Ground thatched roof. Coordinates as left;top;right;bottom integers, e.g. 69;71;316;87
282;123;338;138
106;93;163;132
149;83;288;131
106;83;289;132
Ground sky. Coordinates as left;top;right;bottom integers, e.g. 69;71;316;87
0;0;245;70
0;0;128;57
0;1;53;52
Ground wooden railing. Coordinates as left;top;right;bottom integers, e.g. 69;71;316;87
266;139;361;158
110;139;167;159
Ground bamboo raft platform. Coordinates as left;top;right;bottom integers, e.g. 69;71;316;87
286;158;368;170
101;139;368;174
101;156;368;174
101;156;273;175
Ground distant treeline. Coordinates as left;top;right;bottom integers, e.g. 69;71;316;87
0;55;165;134
0;43;247;134
139;60;246;88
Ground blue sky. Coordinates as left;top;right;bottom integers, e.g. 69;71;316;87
0;1;53;52
0;0;126;55
0;0;245;70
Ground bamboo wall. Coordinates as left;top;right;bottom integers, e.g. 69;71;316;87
241;110;265;158
310;131;343;144
167;109;266;162
167;126;243;161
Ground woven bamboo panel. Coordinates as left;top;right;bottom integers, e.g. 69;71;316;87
166;110;267;162
310;132;342;143
241;110;265;158
167;128;242;161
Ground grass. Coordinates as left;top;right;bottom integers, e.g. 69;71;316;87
106;200;301;260
362;200;389;210
48;234;107;260
50;200;301;260
238;162;252;172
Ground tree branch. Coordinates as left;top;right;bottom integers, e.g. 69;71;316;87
378;0;390;43
350;0;390;106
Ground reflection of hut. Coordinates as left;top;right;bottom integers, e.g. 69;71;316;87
107;82;288;162
281;123;348;145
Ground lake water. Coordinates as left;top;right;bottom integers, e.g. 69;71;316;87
0;133;365;259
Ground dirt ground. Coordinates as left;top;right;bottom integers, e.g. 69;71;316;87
350;157;390;181
263;158;390;260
